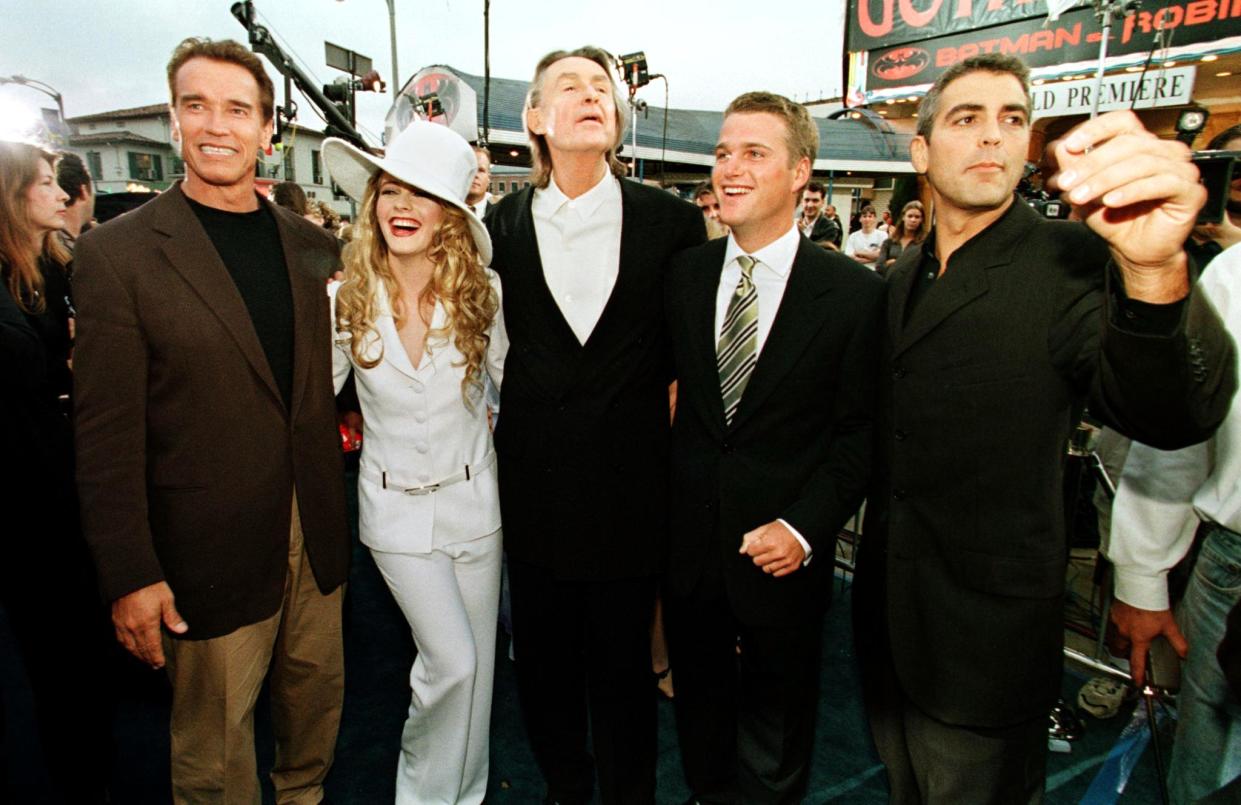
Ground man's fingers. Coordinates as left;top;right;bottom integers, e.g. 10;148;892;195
116;622;163;668
139;624;167;669
750;543;784;566
1061;154;1198;207
770;558;801;577
1095;174;1204;214
1054;136;1193;195
115;625;140;660
1166;621;1189;660
1129;640;1150;688
1059;110;1149;156
162;601;189;634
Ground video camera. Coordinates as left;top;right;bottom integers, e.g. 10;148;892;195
1017;162;1072;220
1192;150;1239;225
1018;152;1239;224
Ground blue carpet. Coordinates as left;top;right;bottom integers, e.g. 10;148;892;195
1;472;1170;803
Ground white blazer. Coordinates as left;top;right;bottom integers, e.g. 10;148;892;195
330;273;507;554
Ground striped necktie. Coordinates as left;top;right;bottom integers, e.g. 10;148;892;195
718;254;758;426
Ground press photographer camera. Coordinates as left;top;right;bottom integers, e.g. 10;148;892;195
1018;161;1073;219
1018;147;1240;226
1193;148;1240;225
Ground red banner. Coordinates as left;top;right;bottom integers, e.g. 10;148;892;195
863;0;1241;90
849;0;1052;51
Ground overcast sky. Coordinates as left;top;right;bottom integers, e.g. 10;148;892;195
1;0;847;146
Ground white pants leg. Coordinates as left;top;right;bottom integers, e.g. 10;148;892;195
370;529;502;805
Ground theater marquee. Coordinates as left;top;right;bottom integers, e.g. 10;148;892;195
849;0;1241;97
1030;66;1196;118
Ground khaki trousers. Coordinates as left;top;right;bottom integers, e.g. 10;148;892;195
163;495;345;805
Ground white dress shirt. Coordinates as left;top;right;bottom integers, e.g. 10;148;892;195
329;273;508;554
714;224;813;562
531;171;623;343
844;228;888;268
469;194;492;220
1108;243;1241;610
798;212;822;239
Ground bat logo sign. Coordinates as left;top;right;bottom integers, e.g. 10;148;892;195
873;48;930;82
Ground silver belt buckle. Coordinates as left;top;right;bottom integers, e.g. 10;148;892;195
402;483;440;496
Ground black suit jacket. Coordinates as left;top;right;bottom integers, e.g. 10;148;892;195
665;236;884;626
73;185;350;639
858;199;1237;727
487;178;706;580
806;215;840;247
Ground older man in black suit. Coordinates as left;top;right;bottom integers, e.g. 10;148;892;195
855;53;1236;804
664;91;884;804
486;45;705;804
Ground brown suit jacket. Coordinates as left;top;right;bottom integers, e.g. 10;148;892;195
73;183;349;640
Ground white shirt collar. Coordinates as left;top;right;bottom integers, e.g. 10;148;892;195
723;223;800;279
532;170;620;219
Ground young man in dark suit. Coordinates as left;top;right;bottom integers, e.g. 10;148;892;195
798;180;839;248
855;53;1236;804
485;46;705;804
663;92;884;804
73;38;349;803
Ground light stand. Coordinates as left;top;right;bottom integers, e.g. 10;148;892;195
618;52;650;178
0;75;67;139
1089;0;1142;118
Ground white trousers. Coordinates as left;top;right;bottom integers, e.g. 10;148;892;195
370;529;502;805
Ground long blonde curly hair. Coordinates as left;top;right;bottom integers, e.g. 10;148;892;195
335;171;497;403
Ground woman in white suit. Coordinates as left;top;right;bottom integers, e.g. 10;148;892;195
323;121;506;805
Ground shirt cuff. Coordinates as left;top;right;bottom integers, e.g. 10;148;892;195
778;518;814;566
1112;566;1173;611
1109;262;1186;336
1111;297;1186;336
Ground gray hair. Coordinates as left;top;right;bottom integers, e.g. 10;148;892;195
524;46;630;189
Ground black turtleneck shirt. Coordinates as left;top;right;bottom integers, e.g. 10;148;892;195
186;196;294;409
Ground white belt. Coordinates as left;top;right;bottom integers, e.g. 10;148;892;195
361;451;496;496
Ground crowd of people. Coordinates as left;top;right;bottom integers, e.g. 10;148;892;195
3;32;1241;805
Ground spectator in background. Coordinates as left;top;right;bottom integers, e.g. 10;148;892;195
1188;125;1241;263
695;180;728;239
1;139;114;805
798;180;840;248
1212;124;1241;228
317;200;341;233
823;202;843;248
56;151;95;249
844;204;887;269
467;145;494;219
271;179;308;216
876;200;925;277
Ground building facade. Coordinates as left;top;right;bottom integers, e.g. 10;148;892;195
64;103;351;216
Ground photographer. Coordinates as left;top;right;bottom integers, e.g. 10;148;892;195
1189;125;1241;263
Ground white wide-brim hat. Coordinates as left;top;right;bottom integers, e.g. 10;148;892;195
322;121;491;265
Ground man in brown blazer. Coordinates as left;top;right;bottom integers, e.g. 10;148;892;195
73;38;349;804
